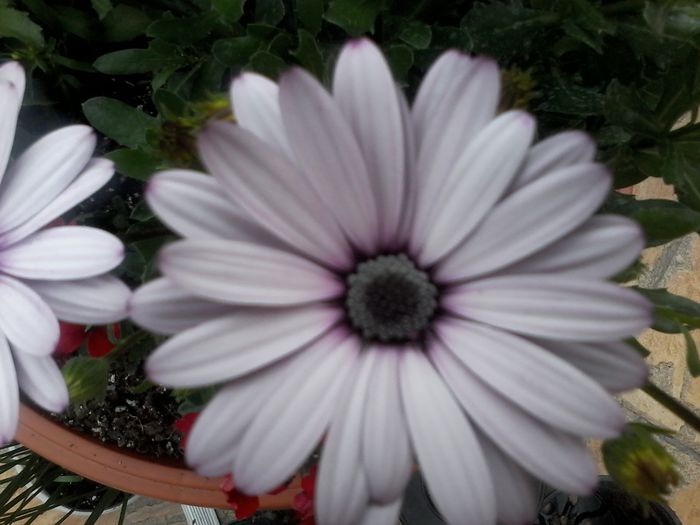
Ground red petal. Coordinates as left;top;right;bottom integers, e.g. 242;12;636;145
55;322;87;355
220;473;235;493
86;326;118;357
229;492;260;519
301;465;317;497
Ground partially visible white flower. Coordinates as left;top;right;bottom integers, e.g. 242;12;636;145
133;40;651;525
0;62;129;444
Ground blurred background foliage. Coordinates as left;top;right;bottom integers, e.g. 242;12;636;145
1;0;700;503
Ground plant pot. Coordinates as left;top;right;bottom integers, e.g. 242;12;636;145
16;403;299;510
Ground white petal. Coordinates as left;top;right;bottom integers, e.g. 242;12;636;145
160;239;343;306
430;340;599;494
477;434;538;525
0;125;95;233
501;215;644;279
0;63;24;180
436;163;612;282
315;351;372;525
0;333;19;444
445;275;653;342
28;275;130;325
13;351;68;413
362;346;412;504
235;330;360;494
333;39;405;246
400;346;496;525
0;226;124;280
230;72;291;155
186;360;289;476
197;122;353;270
146;305;341;388
279;68;379;254
146;169;279;244
533;339;648;392
0;61;25;95
509;131;596;192
0;158;115;245
0;275;58;356
437;319;625;438
413;111;535;266
395;88;418;248
412;53;499;188
358;499;402;525
130;277;231;335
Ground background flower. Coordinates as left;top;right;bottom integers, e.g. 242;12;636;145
0;61;130;444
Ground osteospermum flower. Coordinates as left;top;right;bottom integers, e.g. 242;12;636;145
0;62;129;444
132;40;652;525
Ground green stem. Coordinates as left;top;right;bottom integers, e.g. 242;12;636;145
643;382;700;434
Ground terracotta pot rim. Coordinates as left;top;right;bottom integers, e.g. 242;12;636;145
16;403;299;510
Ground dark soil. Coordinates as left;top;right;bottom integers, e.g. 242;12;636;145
54;357;182;460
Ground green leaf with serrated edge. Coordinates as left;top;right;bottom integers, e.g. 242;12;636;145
635;288;700;333
680;326;700;377
93;49;163;75
296;0;323;35
62;356;109;404
105;148;160;181
212;0;245;22
325;0;385;36
0;7;44;47
213;36;261;66
83;97;157;148
291;30;324;79
90;0;112;20
604;80;663;137
255;0;285;25
399;21;432;49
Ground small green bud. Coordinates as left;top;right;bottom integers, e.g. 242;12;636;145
603;423;680;504
61;356;110;404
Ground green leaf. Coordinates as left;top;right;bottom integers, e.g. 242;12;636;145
538;74;604;116
211;0;245;22
153;89;186;119
635;287;700;333
462;3;558;60
93;48;163;75
291;30;324;79
680;326;700;377
619;198;700;246
54;5;96;40
399;21;432;49
247;50;286;79
644;0;700;45
62;356;110;404
604;80;663;137
212;36;261;66
146;12;218;44
296;0;323;35
325;0;385;36
90;0;112;20
255;0;285;26
0;7;44;47
83;97;157;148
102;4;151;42
386;44;413;80
105;148;160;181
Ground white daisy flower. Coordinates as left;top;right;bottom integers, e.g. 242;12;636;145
0;62;129;444
133;40;652;525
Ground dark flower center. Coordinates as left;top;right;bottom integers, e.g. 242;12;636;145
345;254;438;342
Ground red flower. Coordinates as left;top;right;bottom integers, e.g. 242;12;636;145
220;474;260;519
54;322;120;357
293;466;317;523
173;412;199;450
